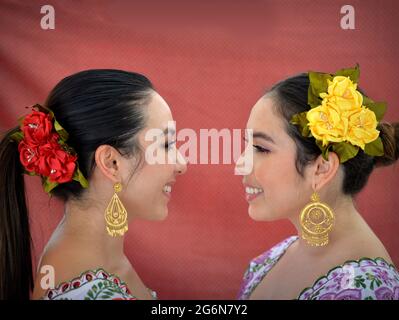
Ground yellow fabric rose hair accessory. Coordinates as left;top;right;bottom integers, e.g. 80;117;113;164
291;65;387;163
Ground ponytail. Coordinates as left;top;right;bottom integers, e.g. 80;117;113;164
0;126;33;300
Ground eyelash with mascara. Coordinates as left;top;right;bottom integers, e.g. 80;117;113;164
253;145;270;153
243;136;270;154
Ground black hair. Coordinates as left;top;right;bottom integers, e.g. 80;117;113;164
0;69;154;299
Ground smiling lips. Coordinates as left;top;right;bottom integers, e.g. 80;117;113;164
163;183;262;202
244;185;264;202
163;183;173;199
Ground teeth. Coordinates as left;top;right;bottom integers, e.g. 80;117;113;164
245;187;263;194
163;185;172;193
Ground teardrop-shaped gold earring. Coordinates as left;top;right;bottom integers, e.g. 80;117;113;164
105;182;128;237
299;192;335;246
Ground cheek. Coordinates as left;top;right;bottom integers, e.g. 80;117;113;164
251;156;304;217
253;156;293;187
123;164;174;219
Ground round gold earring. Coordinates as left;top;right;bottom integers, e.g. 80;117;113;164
299;192;335;246
104;182;128;237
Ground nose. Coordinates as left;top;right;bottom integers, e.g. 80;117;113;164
235;146;253;176
175;150;187;175
235;151;246;175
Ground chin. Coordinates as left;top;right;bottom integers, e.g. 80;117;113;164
248;206;274;222
150;206;169;220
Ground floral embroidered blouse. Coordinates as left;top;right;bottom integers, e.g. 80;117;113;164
41;268;157;300
238;236;399;300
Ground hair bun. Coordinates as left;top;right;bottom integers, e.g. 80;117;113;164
374;122;399;167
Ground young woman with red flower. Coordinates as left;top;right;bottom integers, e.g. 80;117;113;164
0;69;187;300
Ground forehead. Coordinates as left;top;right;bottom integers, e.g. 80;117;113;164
145;91;173;129
247;96;286;136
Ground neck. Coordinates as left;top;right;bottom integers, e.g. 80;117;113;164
59;199;126;261
289;194;366;255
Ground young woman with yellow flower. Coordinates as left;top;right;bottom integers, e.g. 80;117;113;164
237;66;399;300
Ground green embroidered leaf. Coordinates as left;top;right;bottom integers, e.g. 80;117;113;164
335;64;360;83
364;137;384;157
313;290;320;297
87;290;94;299
103;290;116;297
92;284;98;293
354;276;366;289
332;142;359;163
365;296;374;300
365;273;375;281
98;282;103;290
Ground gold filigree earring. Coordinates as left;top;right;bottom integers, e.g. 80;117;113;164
105;182;128;237
299;192;335;246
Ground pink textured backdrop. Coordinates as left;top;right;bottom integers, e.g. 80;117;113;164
0;0;398;299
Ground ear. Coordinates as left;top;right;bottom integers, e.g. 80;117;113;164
311;151;340;191
94;145;122;183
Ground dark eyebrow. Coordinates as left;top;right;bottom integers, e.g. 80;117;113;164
252;131;276;144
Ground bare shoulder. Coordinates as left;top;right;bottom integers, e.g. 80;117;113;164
32;242;105;300
333;232;393;265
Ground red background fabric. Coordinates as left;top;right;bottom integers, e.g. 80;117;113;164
1;0;398;299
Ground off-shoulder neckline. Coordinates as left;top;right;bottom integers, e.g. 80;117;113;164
43;267;157;300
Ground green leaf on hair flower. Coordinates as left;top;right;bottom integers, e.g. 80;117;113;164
363;100;386;122
54;119;69;141
290;112;311;137
308;88;321;109
34;103;71;140
335;64;360;83
303;125;311;138
43;178;58;194
73;167;89;189
34;103;51;115
362;95;374;107
308;72;332;108
17;115;26;127
364;137;384;157
332;142;359;163
314;140;330;161
321;147;330;161
9;131;24;143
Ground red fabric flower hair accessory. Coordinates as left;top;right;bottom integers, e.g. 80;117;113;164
10;104;88;194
